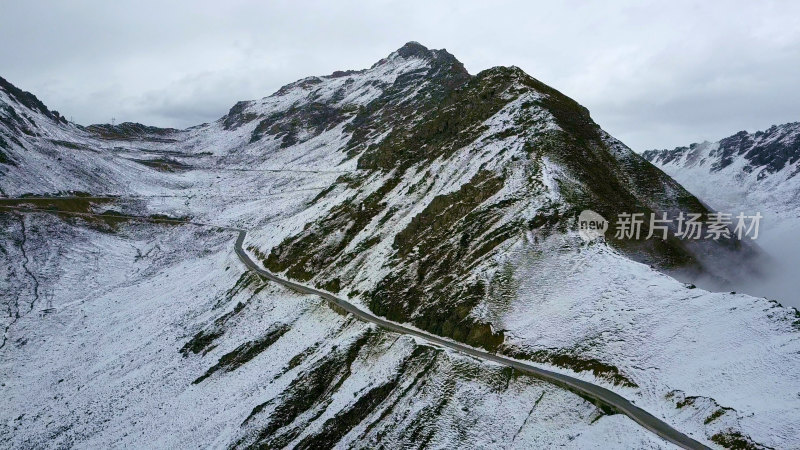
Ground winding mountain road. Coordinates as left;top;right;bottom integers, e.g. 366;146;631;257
234;230;710;450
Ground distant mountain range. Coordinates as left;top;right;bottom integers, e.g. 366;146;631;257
643;122;800;221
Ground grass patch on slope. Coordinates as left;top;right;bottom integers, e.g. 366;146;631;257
0;194;191;231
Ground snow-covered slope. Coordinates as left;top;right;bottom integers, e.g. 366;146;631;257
2;43;799;449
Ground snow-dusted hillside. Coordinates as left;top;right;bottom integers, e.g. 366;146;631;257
2;43;799;449
3;216;673;449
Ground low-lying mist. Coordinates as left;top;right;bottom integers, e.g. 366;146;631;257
684;221;800;309
737;224;800;309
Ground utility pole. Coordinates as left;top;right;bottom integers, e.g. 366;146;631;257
40;289;55;317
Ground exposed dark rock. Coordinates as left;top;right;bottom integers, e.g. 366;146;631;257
0;76;66;124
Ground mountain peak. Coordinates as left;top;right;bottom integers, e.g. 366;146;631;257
227;41;471;128
373;41;465;72
0;76;66;124
394;41;431;58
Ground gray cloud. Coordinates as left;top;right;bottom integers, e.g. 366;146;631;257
2;0;798;150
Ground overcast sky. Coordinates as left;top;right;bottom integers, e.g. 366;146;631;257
1;0;798;151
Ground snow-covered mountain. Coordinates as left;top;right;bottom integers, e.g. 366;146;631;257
643;123;800;306
2;43;799;449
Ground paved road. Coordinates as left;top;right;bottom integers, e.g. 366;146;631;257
234;230;710;450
